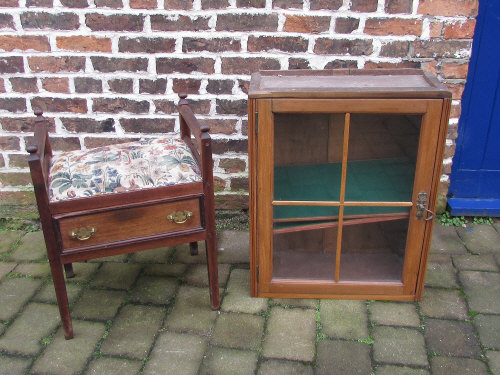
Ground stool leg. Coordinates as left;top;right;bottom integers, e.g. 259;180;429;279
64;263;75;278
189;242;199;256
205;233;220;310
49;259;74;339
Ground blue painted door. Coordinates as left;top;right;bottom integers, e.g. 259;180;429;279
448;0;500;216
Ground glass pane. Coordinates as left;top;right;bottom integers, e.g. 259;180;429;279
273;225;337;281
338;208;410;282
345;114;421;202
274;113;344;203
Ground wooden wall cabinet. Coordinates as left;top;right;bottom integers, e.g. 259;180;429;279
248;69;451;300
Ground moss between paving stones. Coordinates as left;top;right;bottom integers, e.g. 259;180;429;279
200;346;258;375
84;357;143;375
370;302;421;327
142;332;207;375
0;230;23;254
0;262;16;279
31;320;106;375
430;356;489;375
424;319;482;358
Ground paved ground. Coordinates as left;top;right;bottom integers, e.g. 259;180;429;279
0;223;499;375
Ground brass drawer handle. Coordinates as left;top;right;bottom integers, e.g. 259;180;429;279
70;227;97;241
167;210;193;224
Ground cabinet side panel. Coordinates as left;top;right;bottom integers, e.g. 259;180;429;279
249;99;258;296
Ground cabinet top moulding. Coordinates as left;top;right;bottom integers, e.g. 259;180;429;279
248;69;451;100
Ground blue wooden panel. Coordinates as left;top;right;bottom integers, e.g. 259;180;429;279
448;198;500;217
449;0;500;216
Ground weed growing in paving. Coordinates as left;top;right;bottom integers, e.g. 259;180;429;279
438;210;494;227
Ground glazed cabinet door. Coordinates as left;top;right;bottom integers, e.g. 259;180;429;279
252;98;446;299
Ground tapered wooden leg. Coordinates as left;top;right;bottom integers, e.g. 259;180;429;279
205;232;220;310
64;263;75;278
49;259;73;339
189;242;199;256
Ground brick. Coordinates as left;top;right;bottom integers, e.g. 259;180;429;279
1;116;52;133
10;77;37;93
203;119;237;135
20;12;79;30
201;0;228;9
231;177;248;191
75;77;102;93
317;340;371;375
0;56;23;73
143;332;207;375
0;171;31;186
57;36;111;52
335;17;359;33
172;78;201;94
213;176;226;192
0;136;20;150
183;37;240;52
0;154;4;167
248;36;308;53
425;319;482;358
444;19;476;39
213;139;248;154
283;15;330;33
214;193;248;209
324;60;358;69
289;58;311;69
108;78;133;93
365;18;422;36
221;57;280;75
29;56;85;72
139;78;167;94
94;0;122;7
119;37;175;53
315;38;373;55
151;14;210;31
442;61;469;79
0;0;18;6
220;158;246;172
217;13;278;32
86;13;144;31
237;0;265;7
0;78;4;93
157;57;214;74
91;56;148;72
430;20;444;37
26;0;52;6
263;307;316;361
0;98;26;113
0;35;50;51
93;98;149;114
380;41;410;57
385;0;412;13
31;97;87;113
130;0;156;8
41;77;69;93
414;40;471;58
310;0;342;10
48;136;81;151
445;83;464;99
163;0;191;9
120;118;175;133
238;79;250;93
84;137;139;148
61;0;88;6
154;100;176;114
350;0;377;11
7;154;29;168
418;0;478;17
274;0;302;8
216;99;247;116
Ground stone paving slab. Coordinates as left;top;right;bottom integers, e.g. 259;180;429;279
430;225;467;254
142;332;207;375
85;357;143;375
0;230;22;253
0;303;60;355
33;282;82;305
320;300;369;340
419;288;468;319
258;359;314;375
200;347;258;375
375;365;429;375
217;231;250;263
370;302;421;327
101;304;165;359
372;326;428;366
31;320;106;375
0;277;41;320
211;312;264;350
459;271;500;313
184;263;231;287
128;275;178;304
456;224;500;254
424;256;459;288
473;314;500;349
0;262;16;279
271;298;318;309
425;319;482;358
430;356;489;375
12;262;51;277
173;243;207;264
262;306;316;362
0;356;31;375
91;263;142;290
452;254;499;271
8;231;47;261
486;350;500;375
129;246;173;263
143;263;187;277
222;268;267;314
65;262;100;282
316;339;372;375
72;289;126;321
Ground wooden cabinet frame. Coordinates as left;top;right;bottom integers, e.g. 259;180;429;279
249;69;451;301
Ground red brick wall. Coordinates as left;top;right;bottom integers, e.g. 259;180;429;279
0;0;479;213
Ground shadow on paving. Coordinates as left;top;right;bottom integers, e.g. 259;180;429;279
0;224;499;375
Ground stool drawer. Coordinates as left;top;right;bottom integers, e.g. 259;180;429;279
58;199;202;250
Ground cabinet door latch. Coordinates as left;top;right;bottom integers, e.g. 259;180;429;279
416;191;435;221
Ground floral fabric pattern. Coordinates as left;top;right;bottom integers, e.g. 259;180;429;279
49;137;202;202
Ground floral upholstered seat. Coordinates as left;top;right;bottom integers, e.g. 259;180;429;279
48;137;202;202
